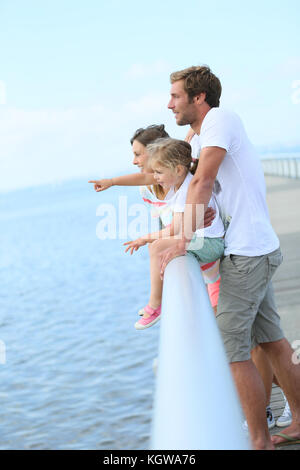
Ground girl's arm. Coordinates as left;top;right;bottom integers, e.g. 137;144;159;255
124;213;183;254
141;212;183;242
88;173;156;192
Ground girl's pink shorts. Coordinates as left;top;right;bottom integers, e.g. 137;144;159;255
207;278;221;308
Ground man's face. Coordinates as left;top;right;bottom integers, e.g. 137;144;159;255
168;80;197;126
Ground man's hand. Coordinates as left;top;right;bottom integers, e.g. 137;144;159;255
88;179;113;192
159;240;187;279
123;238;147;255
204;207;215;228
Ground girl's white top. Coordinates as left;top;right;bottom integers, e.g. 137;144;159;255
139;174;224;238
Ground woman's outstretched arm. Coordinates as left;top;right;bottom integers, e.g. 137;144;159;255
88;172;156;192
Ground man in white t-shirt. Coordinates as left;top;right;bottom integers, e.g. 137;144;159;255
160;65;300;450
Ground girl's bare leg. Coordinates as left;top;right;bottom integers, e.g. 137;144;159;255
147;238;180;312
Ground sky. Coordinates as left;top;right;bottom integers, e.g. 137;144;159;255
0;0;300;192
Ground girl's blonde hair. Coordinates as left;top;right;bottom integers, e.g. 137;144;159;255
147;138;198;175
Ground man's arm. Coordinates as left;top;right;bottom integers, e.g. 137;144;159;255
183;146;226;242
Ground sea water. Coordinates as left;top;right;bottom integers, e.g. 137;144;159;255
0;180;159;450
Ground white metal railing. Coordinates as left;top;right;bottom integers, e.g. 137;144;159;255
262;158;300;179
150;254;250;450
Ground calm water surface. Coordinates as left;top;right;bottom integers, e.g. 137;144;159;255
0;180;159;449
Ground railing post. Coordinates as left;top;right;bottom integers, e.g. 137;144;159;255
151;254;250;450
261;157;300;179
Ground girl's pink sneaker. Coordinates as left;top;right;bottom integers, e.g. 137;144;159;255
135;305;161;330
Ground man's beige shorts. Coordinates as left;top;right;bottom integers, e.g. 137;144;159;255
217;247;284;363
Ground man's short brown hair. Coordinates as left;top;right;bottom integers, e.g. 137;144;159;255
170;65;222;108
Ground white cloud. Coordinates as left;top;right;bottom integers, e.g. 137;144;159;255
275;56;300;78
291;79;300;104
125;60;171;80
125;91;167;114
0;91;172;192
1;81;299;193
0;81;7;105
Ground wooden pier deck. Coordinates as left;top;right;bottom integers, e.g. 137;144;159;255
265;176;300;450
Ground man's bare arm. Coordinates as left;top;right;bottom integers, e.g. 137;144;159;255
183;146;226;242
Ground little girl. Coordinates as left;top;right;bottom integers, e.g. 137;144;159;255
89;128;222;329
123;138;224;329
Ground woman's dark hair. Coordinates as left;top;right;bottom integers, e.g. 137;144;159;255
130;125;170;200
130;124;169;146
